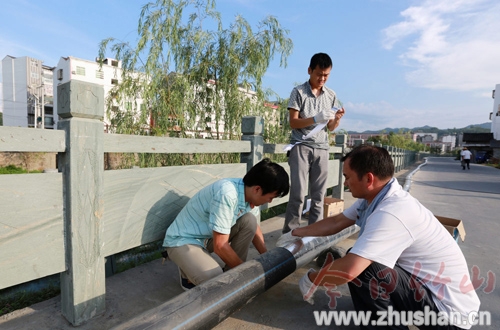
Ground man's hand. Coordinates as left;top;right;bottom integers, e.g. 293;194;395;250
276;231;301;247
334;108;345;120
212;231;243;269
313;109;336;124
299;268;317;305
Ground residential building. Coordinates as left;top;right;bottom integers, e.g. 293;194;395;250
412;132;437;143
441;135;456;148
489;84;500;159
2;55;55;129
490;84;500;141
53;56;146;132
347;133;388;146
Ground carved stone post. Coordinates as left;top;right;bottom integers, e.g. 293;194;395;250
240;116;264;172
332;134;346;200
241;116;264;221
57;80;105;325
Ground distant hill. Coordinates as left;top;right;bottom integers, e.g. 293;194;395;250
348;122;491;135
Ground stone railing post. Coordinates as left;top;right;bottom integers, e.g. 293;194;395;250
240;116;264;172
57;80;105;325
241;116;264;222
332;134;346;200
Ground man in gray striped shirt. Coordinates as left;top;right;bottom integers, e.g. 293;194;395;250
282;53;345;234
163;159;289;290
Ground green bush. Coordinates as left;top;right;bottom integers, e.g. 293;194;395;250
0;165;43;174
0;165;27;174
0;286;60;316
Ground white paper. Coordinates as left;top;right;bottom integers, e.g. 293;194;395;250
283;108;339;152
302;121;328;140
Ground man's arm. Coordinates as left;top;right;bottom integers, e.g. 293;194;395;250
293;212;355;238
252;225;267;254
310;252;372;286
289;108;315;129
212;231;243;269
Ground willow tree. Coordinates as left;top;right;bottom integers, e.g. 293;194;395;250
98;0;293;142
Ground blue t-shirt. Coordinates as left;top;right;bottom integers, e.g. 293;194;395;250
163;178;259;248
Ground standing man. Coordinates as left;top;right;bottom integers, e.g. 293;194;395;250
461;147;472;170
163;158;289;290
282;53;345;234
282;146;480;329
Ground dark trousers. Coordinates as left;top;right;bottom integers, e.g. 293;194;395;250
462;159;470;170
348;262;462;329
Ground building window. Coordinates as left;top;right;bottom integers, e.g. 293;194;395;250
96;70;104;79
76;66;86;76
111;78;118;85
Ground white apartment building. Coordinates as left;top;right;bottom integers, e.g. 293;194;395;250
53;56;146;132
490;84;500;140
440;134;456;150
2;55;55;129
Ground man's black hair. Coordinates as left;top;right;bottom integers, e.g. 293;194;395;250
243;158;289;197
341;145;394;180
309;53;332;70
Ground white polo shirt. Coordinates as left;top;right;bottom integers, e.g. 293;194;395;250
344;180;480;329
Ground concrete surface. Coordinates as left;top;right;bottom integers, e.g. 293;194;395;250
1;158;498;329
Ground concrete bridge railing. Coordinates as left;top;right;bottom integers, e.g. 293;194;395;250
0;80;418;326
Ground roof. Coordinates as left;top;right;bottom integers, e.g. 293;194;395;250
462;133;493;143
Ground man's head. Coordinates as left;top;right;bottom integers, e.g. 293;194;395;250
243;158;289;207
308;53;332;90
341;146;394;200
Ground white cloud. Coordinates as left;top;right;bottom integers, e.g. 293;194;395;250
382;0;500;92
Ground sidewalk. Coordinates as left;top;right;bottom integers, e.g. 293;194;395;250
0;162;423;330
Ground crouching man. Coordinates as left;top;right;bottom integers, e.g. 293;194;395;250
163;158;289;290
281;145;480;329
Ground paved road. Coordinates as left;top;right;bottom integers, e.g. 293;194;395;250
1;158;497;329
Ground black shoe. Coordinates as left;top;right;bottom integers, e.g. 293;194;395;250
316;246;346;267
179;268;196;291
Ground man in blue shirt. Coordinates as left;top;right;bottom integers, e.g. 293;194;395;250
163;158;289;290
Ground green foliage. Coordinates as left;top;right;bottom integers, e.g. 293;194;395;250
366;131;425;152
262;98;292;148
0;286;60;316
0;165;29;174
98;0;293;145
0;112;3;126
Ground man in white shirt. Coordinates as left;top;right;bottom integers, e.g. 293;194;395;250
460;147;472;170
284;145;480;329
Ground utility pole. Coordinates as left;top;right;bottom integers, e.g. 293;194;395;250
40;84;45;129
31;84;45;128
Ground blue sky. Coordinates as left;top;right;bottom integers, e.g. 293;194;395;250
1;0;500;132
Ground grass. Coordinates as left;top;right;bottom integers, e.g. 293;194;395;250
0;286;60;316
0;165;42;174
